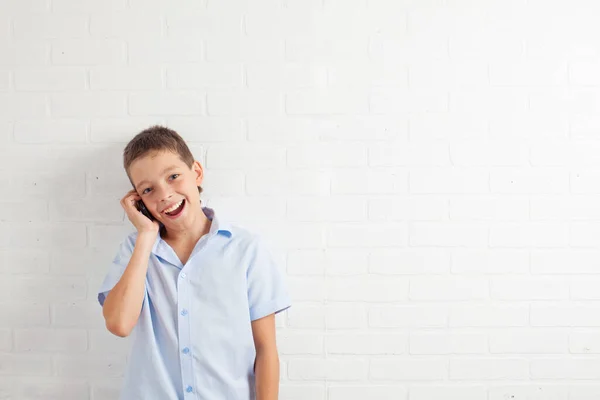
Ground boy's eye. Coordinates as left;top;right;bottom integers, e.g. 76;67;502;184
142;188;151;194
170;174;179;180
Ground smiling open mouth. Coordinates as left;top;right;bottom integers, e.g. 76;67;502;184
164;199;185;217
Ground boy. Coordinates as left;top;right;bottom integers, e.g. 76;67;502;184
97;126;291;400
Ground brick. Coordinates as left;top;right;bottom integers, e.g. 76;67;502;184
329;62;408;88
90;66;163;90
368;196;446;221
490;168;568;194
286;277;325;302
15;328;87;352
287;143;367;168
327;276;409;302
278;332;323;355
286;305;325;329
0;249;49;274
6;275;86;301
411;277;489;301
52;301;105;328
128;39;202;64
450;141;528;166
288;358;368;381
327;304;367;330
530;358;600;380
371;358;446;381
201;170;244;196
52;0;126;12
129;91;203;116
369;305;447;328
409;168;488;194
56;355;126;378
410;112;487;141
286;89;368;115
571;115;600;139
488;385;569;400
369;142;450;167
370;248;449;275
0;200;48;222
206;37;283;62
490;60;568;86
51;92;127;117
91;13;162;38
327;333;407;355
334;168;408;195
280;385;325;400
52;40;126;66
532;249;600;274
449;358;528;380
246;169;330;196
489;329;568;354
12;378;90;400
207;143;285;169
13;15;88;39
9;172;85;199
450;88;528;114
530;87;600;115
90;117;164;143
287;249;369;276
167;64;242;89
49;198;122;223
246;63;327;89
410;332;487;355
452;249;528;274
0;329;11;351
410;222;487;247
0;303;49;328
0;70;9;91
0;40;48;66
489;112;568;140
449;195;529;221
371;88;448;114
9;223;87;249
207;90;281;116
409;61;487;89
490;222;568;248
370;36;447;64
410;386;487;400
287;197;367;222
14;120;87;143
329;386;407;400
2;0;49;12
0;354;53;375
450;305;528;327
0;93;48;118
326;222;408;248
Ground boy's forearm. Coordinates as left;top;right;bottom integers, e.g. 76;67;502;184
102;232;155;337
254;348;280;400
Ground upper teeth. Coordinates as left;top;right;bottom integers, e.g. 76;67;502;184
164;200;183;213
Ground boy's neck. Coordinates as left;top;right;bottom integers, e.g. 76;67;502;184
162;206;212;245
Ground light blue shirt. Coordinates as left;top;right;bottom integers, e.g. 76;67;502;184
98;207;291;400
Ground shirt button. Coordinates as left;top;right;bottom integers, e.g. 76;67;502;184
181;272;186;279
186;386;193;393
182;347;190;354
180;309;188;316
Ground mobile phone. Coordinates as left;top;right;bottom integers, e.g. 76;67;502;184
136;200;165;230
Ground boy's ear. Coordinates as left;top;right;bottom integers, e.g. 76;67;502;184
192;160;204;186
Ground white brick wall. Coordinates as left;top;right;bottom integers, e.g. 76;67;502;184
2;0;600;399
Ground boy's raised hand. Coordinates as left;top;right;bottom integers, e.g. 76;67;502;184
121;189;160;235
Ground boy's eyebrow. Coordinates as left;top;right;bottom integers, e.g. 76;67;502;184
135;165;180;189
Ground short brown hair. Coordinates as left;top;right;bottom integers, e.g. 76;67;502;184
123;125;203;194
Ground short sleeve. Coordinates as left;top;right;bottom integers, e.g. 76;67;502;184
246;236;291;321
97;234;136;307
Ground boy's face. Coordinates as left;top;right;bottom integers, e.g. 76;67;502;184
128;150;204;230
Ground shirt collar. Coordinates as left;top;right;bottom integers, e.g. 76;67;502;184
151;206;232;255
